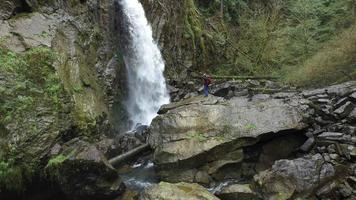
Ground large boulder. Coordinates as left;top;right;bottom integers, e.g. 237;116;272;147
149;95;308;182
46;139;125;200
140;182;220;200
254;154;336;200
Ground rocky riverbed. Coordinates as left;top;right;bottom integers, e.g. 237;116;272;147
1;79;356;200
41;80;356;200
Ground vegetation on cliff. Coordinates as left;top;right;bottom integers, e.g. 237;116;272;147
0;46;61;191
184;0;356;87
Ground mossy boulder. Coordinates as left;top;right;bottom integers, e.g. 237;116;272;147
254;154;336;199
140;182;220;200
149;95;308;183
46;138;125;200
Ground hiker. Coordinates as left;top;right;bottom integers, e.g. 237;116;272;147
202;73;212;97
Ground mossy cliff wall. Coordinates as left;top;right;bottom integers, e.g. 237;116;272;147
141;0;238;80
0;0;127;194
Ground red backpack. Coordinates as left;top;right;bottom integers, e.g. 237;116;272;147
204;76;212;85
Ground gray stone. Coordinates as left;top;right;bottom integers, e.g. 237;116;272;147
150;95;307;167
318;132;344;139
316;98;331;104
338;182;353;198
350;147;356;159
326;81;356;97
272;92;296;99
335;97;350;109
252;94;270;101
316;181;337;197
352;137;356;144
334;101;354;117
323;153;331;162
302;88;326;98
0;1;16;20
350;92;356;102
254;154;335;199
216;184;259;200
211;82;232;97
234;89;249;97
349;108;356;122
167;85;179;93
327;144;337;154
329;154;340;160
300;137;315;152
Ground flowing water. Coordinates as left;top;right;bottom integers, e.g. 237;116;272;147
119;0;170;128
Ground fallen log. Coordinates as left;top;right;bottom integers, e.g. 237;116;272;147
109;144;151;166
212;75;279;80
249;88;298;93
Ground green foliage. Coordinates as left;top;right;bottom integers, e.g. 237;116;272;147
0;159;35;192
284;23;356;87
184;0;205;51
245;123;257;131
0;47;61;126
187;131;208;142
198;0;356;86
46;154;68;168
0;46;62;192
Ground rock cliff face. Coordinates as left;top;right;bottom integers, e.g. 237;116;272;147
0;0;128;198
140;0;237;79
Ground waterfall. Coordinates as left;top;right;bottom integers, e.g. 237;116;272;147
119;0;170;128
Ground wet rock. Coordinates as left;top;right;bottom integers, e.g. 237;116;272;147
216;184;259;200
46;139;125;200
140;182;219;200
96;138;120;158
254;154;335;199
114;133;144;154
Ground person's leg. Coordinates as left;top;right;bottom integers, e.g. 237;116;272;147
204;85;208;97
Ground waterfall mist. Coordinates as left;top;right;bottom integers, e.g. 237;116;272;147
119;0;170;128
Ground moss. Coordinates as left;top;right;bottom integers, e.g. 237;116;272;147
0;47;61;125
184;0;206;53
46;154;68;168
45;151;76;183
245;123;257;131
0;46;63;192
0;160;36;192
186;131;208;142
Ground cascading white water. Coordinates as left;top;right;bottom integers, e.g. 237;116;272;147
120;0;170;128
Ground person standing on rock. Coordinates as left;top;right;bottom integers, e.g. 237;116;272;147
202;73;212;97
